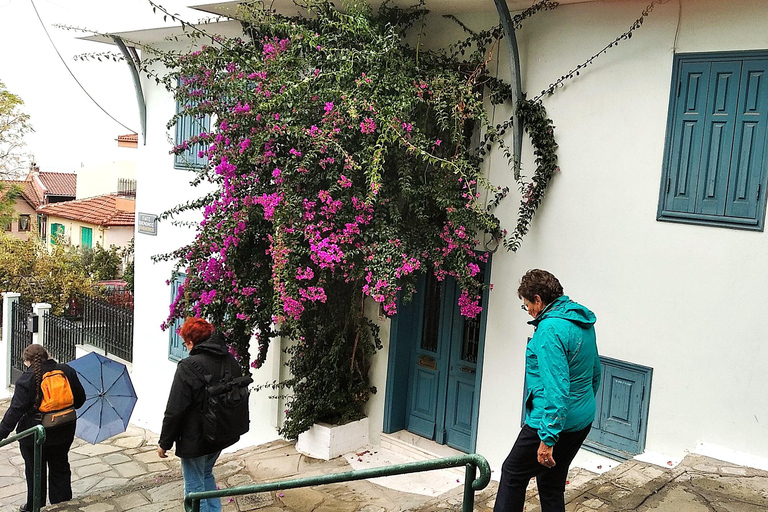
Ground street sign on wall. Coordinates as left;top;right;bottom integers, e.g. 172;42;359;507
137;213;158;236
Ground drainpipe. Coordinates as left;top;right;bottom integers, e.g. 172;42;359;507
112;36;147;145
492;0;523;172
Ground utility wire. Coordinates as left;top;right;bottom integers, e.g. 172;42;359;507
29;0;137;134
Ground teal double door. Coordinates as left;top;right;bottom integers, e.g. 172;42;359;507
384;268;489;453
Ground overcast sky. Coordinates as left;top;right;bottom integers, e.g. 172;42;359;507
0;0;205;174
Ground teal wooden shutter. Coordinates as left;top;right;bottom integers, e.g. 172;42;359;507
174;79;210;169
585;357;652;459
168;272;188;361
725;59;768;220
51;223;64;245
695;60;741;216
664;61;711;214
80;226;93;248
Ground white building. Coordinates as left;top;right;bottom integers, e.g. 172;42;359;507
90;0;768;474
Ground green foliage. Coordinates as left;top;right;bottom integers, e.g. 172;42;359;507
0;182;22;227
0;232;95;314
80;244;123;281
0;80;33;178
122;238;135;292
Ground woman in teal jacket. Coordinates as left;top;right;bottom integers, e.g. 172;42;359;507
494;269;601;512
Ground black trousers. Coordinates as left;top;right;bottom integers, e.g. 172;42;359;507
494;424;591;512
19;436;74;508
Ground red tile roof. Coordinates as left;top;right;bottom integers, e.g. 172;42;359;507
38;172;76;197
38;194;135;227
0;180;42;208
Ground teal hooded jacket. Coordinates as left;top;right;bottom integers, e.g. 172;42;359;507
524;295;601;446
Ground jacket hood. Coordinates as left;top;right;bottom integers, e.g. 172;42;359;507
189;331;229;356
529;295;596;328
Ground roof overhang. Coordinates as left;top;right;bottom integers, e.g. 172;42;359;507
81;0;589;46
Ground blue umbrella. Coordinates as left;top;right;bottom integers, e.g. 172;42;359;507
67;352;138;444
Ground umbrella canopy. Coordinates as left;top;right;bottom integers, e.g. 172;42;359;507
67;352;138;444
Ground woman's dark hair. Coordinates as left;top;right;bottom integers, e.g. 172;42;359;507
518;269;564;306
179;317;214;347
23;344;49;407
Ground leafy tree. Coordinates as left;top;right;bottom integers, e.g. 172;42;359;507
0;80;33;179
79;243;123;281
0;182;22;228
122;238;135;292
0;232;95;314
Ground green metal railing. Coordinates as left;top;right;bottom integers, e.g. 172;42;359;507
0;425;46;512
184;453;491;512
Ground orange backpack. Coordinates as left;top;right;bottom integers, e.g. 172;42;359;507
38;369;76;428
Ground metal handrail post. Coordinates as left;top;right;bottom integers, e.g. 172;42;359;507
184;453;491;512
463;462;477;512
0;425;46;512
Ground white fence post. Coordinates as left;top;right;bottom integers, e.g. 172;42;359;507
1;292;21;397
32;302;51;347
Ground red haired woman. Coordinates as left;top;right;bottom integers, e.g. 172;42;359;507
158;317;248;512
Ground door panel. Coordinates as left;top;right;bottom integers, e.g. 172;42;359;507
403;268;487;453
586;357;652;458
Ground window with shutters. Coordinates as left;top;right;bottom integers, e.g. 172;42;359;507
168;272;188;362
174;79;210;170
80;226;93;249
51;223;65;245
658;52;768;230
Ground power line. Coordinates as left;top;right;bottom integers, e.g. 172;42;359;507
29;0;137;134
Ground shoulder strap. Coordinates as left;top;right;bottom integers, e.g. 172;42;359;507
187;358;213;384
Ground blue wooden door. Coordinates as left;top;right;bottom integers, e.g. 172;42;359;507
405;272;450;440
586;357;652;458
403;269;487;453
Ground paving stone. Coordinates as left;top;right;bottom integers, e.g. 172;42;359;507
102;452;132;465
76;462;113;478
71;444;124;456
146;461;172;473
71;475;105;495
112;436;146;449
0;481;27;500
113;492;152;510
722;467;749;476
81;503;117;512
113;461;147;478
279;487;325;510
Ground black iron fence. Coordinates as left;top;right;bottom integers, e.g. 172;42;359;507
81;296;133;362
10;301;32;383
43;312;79;364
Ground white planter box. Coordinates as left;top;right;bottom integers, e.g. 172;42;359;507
296;417;369;460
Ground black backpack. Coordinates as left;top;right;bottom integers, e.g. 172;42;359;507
189;357;252;443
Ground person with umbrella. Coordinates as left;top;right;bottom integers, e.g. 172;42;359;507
158;317;249;512
0;344;86;512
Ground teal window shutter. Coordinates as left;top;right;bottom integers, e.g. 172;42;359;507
659;52;768;230
174;79;210;169
80;226;93;249
584;357;652;459
168;272;188;362
51;223;65;245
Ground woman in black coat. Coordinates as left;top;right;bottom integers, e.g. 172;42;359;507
0;344;86;512
158;317;247;512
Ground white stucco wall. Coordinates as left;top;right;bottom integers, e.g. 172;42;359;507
131;37;282;448
128;0;768;471
472;0;768;471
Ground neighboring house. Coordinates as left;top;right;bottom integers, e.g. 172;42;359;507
37;194;135;250
88;0;768;474
0;166;77;241
76;161;137;200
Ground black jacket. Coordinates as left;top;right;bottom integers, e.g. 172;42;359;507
159;332;244;458
0;359;86;445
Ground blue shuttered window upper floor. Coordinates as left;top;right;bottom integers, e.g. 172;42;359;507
658;52;768;230
174;82;210;169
